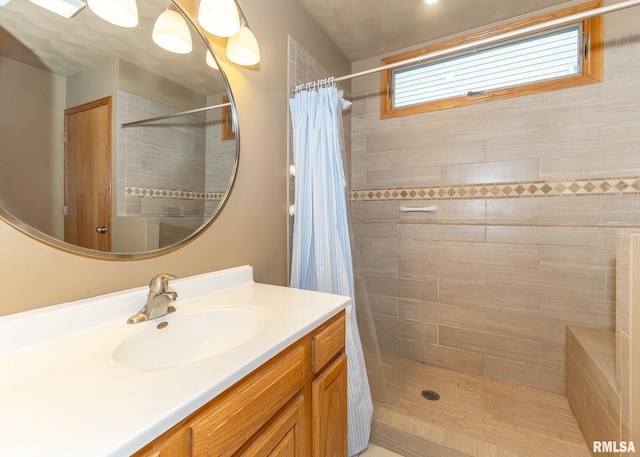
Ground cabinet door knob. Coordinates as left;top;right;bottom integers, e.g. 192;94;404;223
96;226;108;234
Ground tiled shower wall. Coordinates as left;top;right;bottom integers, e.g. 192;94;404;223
351;33;640;393
117;90;232;248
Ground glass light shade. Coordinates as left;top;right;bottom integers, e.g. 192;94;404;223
87;0;138;27
198;0;239;37
205;50;219;70
153;9;192;54
226;25;260;66
0;0;11;6
29;0;86;18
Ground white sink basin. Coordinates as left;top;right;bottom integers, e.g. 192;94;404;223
112;307;267;370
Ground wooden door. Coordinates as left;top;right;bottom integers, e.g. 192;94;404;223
64;96;112;251
312;354;347;457
239;395;307;457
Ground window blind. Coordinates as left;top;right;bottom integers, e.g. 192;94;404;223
393;24;583;108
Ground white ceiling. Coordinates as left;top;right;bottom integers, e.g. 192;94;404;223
296;0;579;61
0;0;226;96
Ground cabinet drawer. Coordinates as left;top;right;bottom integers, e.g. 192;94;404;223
191;346;306;457
312;313;345;374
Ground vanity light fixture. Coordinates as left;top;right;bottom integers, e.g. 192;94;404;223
87;0;138;27
198;0;240;37
226;18;260;66
205;49;219;70
153;6;193;54
423;0;438;4
29;0;86;18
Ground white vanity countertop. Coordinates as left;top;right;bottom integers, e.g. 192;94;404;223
0;266;349;457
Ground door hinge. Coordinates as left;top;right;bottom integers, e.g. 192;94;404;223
63;205;68;216
63;132;68;143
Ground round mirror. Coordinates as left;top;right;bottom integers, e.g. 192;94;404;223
0;0;238;258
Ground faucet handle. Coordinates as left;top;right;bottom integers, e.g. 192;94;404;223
149;273;176;293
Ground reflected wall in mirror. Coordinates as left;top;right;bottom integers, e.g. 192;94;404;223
0;0;238;257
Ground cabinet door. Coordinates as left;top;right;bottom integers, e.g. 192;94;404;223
312;354;347;457
191;347;305;457
239;395;306;457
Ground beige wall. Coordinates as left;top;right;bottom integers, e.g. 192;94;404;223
0;0;349;317
350;12;640;392
0;56;65;238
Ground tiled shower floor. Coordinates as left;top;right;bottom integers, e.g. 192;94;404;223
370;352;590;457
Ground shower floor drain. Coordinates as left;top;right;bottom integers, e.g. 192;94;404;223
421;390;440;401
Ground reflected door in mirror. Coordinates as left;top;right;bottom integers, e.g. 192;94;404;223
64;97;112;252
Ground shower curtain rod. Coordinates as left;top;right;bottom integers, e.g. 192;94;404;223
120;102;231;128
301;0;640;88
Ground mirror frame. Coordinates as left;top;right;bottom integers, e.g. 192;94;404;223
0;1;239;260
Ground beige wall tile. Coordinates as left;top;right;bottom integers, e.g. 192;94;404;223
601;195;640;223
540;292;613;328
540;342;565;366
485;310;567;345
355;237;400;258
351;222;398;240
398;224;485;242
541;151;640;180
397;278;439;302
540;245;616;274
439;241;540;269
366;125;442;154
366;166;442;189
487;226;606;247
373;313;437;344
359;255;399;278
366;275;400;298
368;294;399;317
398;299;486;332
396;340;485;376
439;326;540;365
486;197;601;225
442;158;540;186
396;238;438;262
484;357;564;392
399;259;487;284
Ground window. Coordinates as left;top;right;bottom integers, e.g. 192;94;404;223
381;0;603;118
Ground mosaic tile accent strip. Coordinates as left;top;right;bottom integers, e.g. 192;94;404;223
126;186;225;201
351;177;640;201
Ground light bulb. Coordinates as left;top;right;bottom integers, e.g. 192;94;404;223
226;25;260;66
88;0;138;28
153;9;192;54
198;0;240;37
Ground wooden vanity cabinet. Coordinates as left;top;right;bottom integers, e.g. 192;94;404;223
132;310;346;457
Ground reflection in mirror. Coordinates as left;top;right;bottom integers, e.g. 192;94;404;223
0;0;238;257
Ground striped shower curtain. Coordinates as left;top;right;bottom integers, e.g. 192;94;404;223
289;84;373;456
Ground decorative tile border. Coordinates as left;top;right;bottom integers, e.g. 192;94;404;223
126;186;225;201
351;177;640;201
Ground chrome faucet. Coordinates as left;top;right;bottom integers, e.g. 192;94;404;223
127;273;178;324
